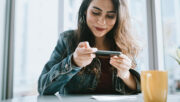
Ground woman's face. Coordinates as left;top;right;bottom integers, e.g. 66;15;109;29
86;0;117;38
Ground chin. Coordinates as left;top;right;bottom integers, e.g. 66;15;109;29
93;31;106;38
94;33;106;38
95;35;105;38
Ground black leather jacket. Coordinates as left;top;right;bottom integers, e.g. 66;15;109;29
38;30;141;95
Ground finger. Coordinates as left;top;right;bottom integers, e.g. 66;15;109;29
78;48;97;55
111;58;131;67
117;59;131;68
111;54;127;59
77;56;95;63
77;53;96;60
110;61;129;70
78;42;85;48
84;41;90;48
119;54;131;62
110;61;122;70
111;55;123;59
110;58;131;68
78;41;90;48
82;53;96;59
112;54;131;63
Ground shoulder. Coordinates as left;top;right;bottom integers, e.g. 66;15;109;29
59;30;76;40
57;30;77;51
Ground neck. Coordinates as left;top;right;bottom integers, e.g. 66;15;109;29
95;37;110;50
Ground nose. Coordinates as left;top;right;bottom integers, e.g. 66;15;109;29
97;16;106;25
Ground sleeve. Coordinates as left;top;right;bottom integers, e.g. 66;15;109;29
114;68;141;94
38;33;82;95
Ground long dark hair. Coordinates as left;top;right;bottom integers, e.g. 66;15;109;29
76;0;140;68
76;0;119;49
75;0;95;47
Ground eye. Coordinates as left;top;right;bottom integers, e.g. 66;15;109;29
106;15;115;19
92;11;100;16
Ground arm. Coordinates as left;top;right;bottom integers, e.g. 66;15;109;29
110;54;141;94
116;69;136;90
38;33;82;95
114;69;141;94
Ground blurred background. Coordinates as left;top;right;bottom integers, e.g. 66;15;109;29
0;0;180;100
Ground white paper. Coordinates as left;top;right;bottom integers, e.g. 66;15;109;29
91;95;137;101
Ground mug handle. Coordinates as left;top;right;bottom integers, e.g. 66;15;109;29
146;73;153;100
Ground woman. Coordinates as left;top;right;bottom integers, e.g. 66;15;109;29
38;0;141;95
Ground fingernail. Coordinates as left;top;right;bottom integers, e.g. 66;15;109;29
92;48;98;52
113;56;118;58
84;41;90;48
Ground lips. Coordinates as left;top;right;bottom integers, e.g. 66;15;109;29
95;27;106;31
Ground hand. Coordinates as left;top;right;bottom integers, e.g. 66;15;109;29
110;54;132;78
73;41;97;67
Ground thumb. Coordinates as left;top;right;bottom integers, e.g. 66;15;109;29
84;41;90;48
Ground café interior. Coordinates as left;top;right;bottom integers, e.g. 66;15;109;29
0;0;180;102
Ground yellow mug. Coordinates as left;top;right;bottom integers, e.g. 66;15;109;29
141;70;168;102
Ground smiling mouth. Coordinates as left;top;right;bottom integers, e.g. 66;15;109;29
95;27;106;31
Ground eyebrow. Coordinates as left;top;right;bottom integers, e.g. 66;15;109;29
93;6;116;13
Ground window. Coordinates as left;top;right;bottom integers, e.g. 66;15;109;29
128;0;149;71
13;0;59;97
161;0;180;93
12;0;179;98
64;0;82;31
0;0;6;99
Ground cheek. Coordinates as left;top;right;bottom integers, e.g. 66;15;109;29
109;19;116;26
108;19;116;29
86;14;97;25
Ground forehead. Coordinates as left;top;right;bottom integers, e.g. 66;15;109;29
88;0;114;11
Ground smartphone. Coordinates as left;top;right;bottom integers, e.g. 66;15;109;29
94;50;121;56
